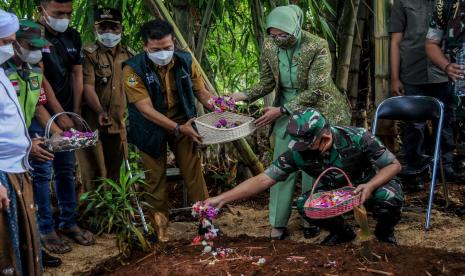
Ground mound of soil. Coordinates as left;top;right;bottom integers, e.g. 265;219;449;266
110;236;465;276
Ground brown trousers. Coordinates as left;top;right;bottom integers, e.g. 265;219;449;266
0;173;41;276
77;132;128;192
140;134;209;218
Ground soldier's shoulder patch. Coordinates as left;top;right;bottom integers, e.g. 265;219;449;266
126;73;139;87
84;43;98;54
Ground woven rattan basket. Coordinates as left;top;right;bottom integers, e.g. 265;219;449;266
44;112;98;152
194;111;256;145
304;167;361;219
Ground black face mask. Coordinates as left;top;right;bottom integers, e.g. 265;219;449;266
303;149;321;157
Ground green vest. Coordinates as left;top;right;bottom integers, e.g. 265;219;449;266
4;61;43;128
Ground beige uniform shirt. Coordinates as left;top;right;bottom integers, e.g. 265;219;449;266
83;42;133;133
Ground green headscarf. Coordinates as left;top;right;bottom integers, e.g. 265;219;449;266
266;5;304;41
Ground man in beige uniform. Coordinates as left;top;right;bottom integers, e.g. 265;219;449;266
78;8;132;191
123;19;213;242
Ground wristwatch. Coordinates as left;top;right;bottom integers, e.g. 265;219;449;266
174;124;181;137
280;106;289;115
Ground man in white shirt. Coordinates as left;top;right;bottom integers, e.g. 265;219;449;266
0;9;43;275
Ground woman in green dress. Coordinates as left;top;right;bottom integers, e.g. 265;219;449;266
232;5;351;239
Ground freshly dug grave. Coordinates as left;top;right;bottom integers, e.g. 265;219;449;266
111;235;465;276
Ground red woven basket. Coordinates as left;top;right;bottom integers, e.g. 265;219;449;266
304;167;361;219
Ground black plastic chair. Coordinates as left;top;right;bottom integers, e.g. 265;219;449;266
371;96;445;230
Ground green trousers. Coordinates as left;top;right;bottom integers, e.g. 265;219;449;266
268;115;314;228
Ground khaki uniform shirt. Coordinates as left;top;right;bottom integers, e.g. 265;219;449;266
83;42;133;134
123;58;206;123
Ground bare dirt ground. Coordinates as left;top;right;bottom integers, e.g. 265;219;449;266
46;184;465;275
44;234;119;276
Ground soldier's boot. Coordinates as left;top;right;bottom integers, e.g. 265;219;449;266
302;218;320;239
318;217;356;246
153;212;169;242
374;208;401;245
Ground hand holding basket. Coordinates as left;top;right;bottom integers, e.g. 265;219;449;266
44;112;98;152
304;167;362;219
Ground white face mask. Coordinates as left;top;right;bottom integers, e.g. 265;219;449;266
43;9;70;33
97;32;121;48
0;44;14;65
147;50;174;66
16;46;43;64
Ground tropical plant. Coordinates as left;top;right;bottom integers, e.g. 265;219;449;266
79;163;154;253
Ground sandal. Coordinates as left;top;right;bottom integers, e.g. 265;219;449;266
41;232;72;254
59;225;95;246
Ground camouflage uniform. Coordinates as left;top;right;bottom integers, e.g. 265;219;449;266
427;0;465;62
265;108;404;237
243;31;351;125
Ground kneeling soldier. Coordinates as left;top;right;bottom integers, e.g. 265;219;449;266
206;108;403;245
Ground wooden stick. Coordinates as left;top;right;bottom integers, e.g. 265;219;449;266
357;267;394;275
135;251;155;264
288;256;306;260
172;260;191;266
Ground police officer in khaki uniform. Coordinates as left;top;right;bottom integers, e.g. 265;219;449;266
77;8;132;191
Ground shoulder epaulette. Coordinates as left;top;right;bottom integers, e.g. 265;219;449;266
84;43;98;54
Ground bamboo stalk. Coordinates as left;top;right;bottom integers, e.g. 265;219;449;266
373;0;391;105
251;0;274;107
373;0;396;149
335;0;361;94
324;0;339;79
150;0;217;95
194;0;216;63
231;138;264;175
348;2;367;126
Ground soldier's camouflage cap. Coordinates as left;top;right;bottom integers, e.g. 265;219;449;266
16;19;50;48
287;108;329;151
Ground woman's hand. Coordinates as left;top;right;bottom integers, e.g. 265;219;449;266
255;107;283;128
230;92;247;102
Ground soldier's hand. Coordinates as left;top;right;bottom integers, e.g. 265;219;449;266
57;114;75;130
180;118;203;144
204;196;225;209
0;184;10;210
445;63;465;81
98;112;112;126
391;79;404;96
255;107;282;128
354;184;373;204
30;137;54;162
